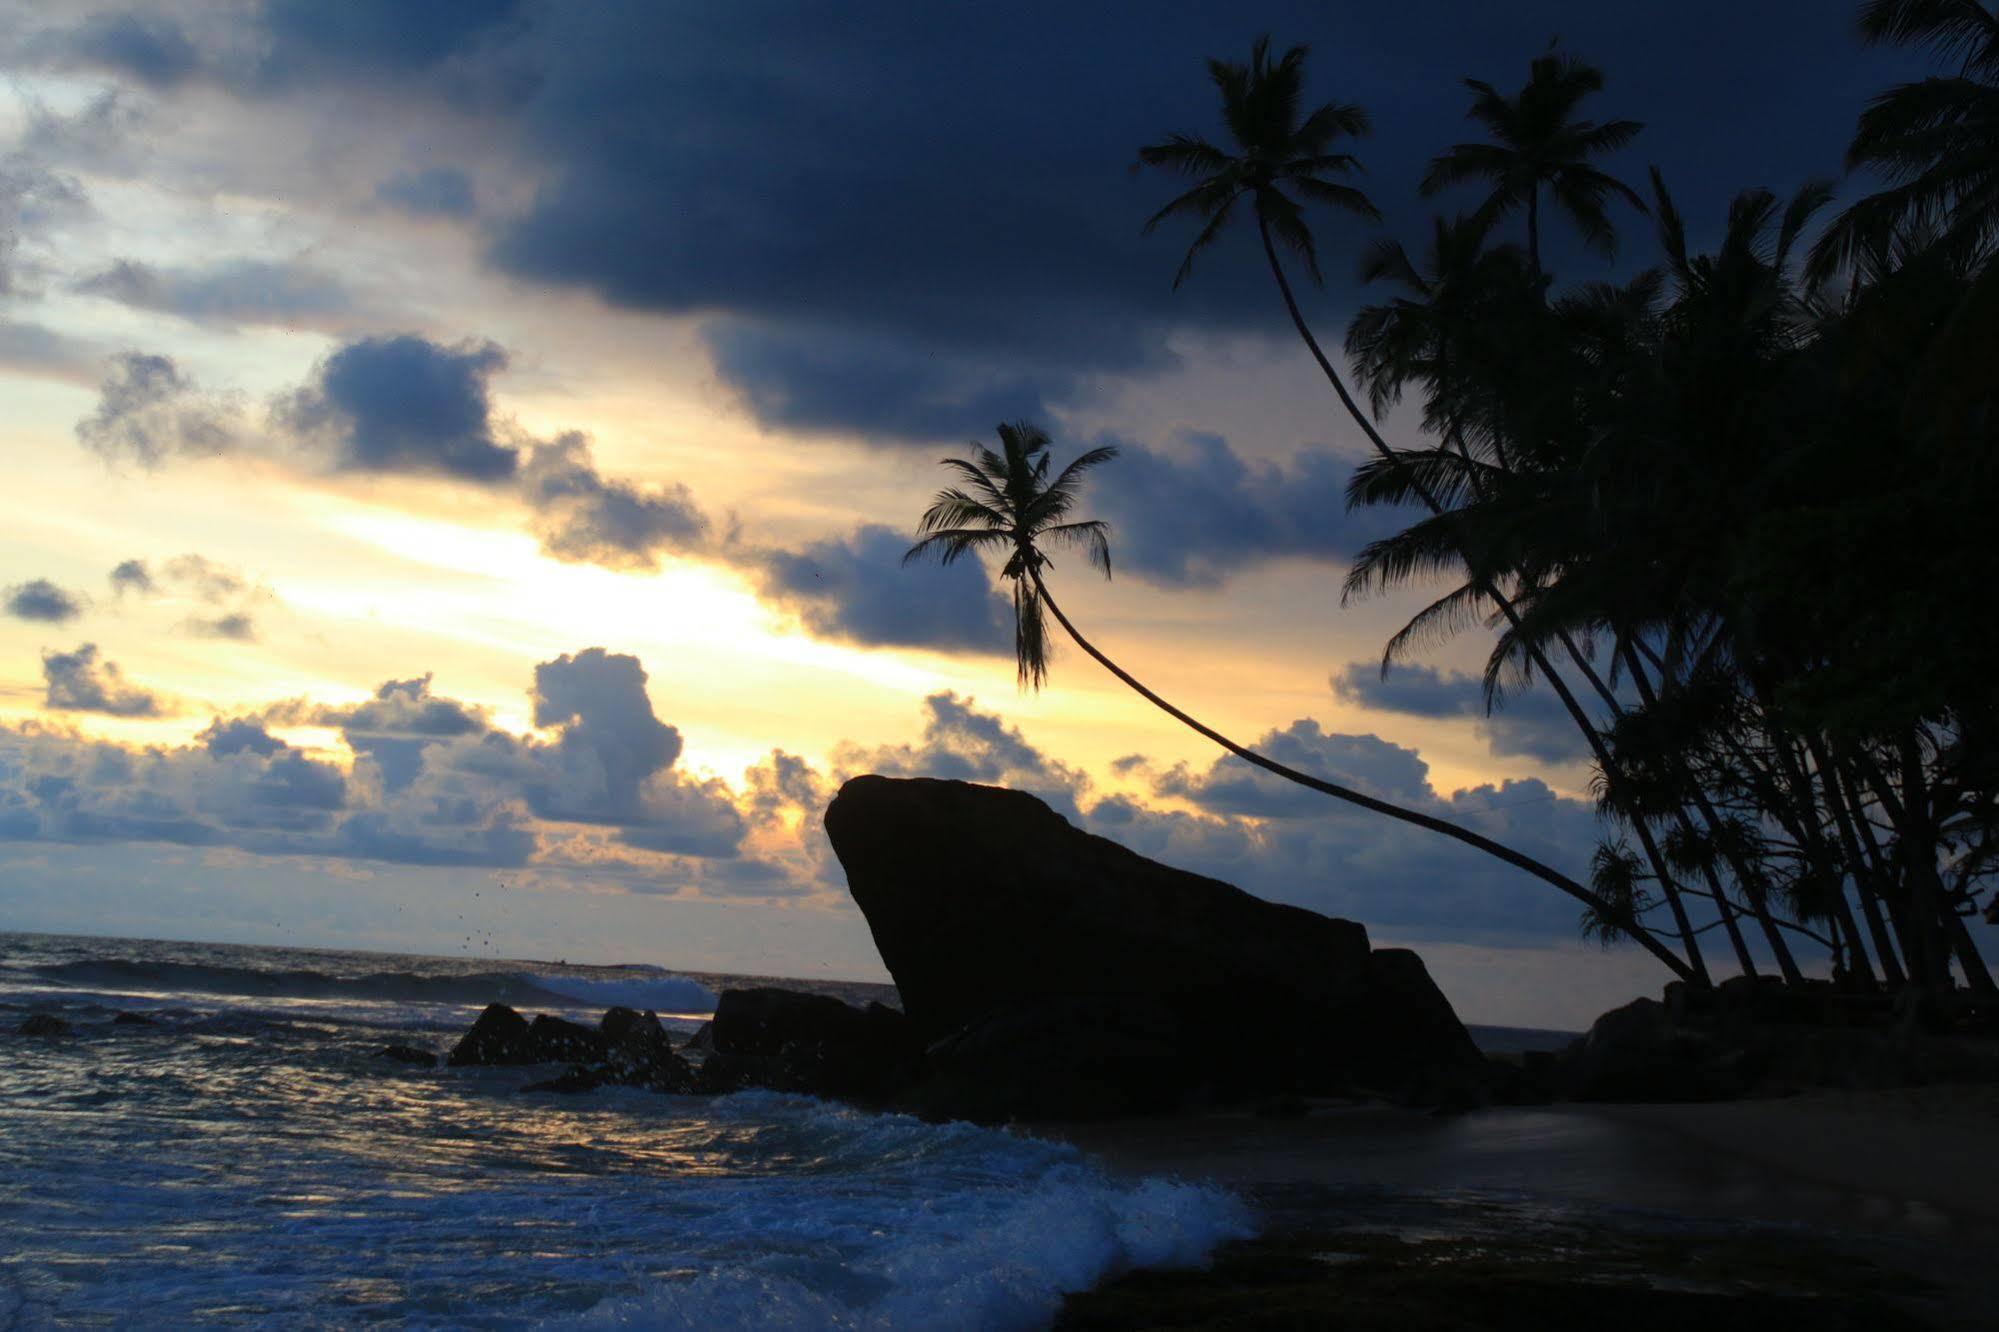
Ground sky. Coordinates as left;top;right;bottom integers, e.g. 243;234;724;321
0;1;1968;1029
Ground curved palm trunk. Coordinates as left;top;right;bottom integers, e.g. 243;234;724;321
1030;572;1698;982
1254;213;1712;985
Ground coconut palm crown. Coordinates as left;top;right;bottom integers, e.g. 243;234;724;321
902;422;1116;689
1137;35;1381;288
1420;49;1647;274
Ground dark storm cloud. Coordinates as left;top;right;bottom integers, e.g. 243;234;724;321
276;334;517;481
704;322;1075;444
76;257;350;327
519;433;709;571
74;353;240;468
40;643;164;718
528;647;682;823
4;579;85;624
59;12;200;88
200;716;285;758
755;524;1010;653
1091;432;1423;586
374;166;477;218
255;0;526;83
1330;661;1588;765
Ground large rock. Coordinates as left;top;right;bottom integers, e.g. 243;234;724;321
824;775;1484;1118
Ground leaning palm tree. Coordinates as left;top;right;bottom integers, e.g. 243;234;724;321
905;420;1702;983
1142;39;1714;983
1420;49;1647;277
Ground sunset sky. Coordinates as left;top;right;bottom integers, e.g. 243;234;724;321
0;2;1951;1027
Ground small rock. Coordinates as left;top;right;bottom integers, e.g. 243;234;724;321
447;1003;536;1066
376;1044;437;1067
527;1014;608;1063
17;1014;70;1037
111;1012;157;1027
523;1066;606;1094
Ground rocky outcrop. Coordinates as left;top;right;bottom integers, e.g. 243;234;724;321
376;1044;439;1067
448;1003;538;1066
1532;977;1999;1104
824;775;1485;1119
16;1014;70;1037
696;988;917;1101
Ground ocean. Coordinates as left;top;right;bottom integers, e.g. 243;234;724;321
0;932;1258;1328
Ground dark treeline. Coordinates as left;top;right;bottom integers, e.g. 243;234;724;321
913;2;1997;1000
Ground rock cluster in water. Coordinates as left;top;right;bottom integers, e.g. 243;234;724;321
445;775;1488;1120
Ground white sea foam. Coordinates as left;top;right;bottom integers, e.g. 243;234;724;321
558;1096;1255;1331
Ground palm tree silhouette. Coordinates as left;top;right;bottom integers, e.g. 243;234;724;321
1420;48;1647;277
905;421;1701;982
1141;39;1709;981
1811;0;1999;277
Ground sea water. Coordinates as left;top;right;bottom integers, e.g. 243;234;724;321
0;932;1252;1329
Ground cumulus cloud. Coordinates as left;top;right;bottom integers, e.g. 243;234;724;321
519;433;709;570
755;524;1010;653
275;334;517;481
74;353;242;468
375;166;476;217
1331;661;1589;765
2;647;755;875
40;644;165;718
5;579;86;624
76;257;350;327
1151;721;1435;818
836;691;1091;821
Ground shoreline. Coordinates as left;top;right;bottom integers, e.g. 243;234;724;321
1048;1088;1999;1328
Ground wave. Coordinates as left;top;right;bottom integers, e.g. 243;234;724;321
557;1094;1257;1330
26;958;718;1015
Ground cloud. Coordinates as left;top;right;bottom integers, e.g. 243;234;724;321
108;560;154;596
275;334;518;481
184;612;257;642
375;166;476;218
40;644;165;718
1090;432;1423;586
73;353;242;468
76;257;350;327
256;0;526;85
519;433;709;570
54;12;201;88
1;648;755;874
1330;661;1588;765
0;318;101;383
5;579;85;624
481;4;1293;442
704;320;1075;444
1151;720;1435;817
755;524;1010;653
836;690;1090;821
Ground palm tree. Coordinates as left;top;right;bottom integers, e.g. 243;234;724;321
1811;0;1999;278
1142;40;1714;984
905;421;1702;983
1420;49;1647;277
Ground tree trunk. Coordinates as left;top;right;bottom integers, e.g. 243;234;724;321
1527;185;1542;278
1029;572;1698;982
1254;211;1712;985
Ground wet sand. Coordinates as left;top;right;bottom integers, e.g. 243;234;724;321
1050;1089;1999;1328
